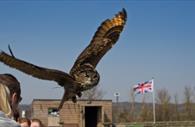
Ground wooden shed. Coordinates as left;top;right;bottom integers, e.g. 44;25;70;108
31;99;112;127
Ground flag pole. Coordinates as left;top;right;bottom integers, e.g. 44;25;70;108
152;78;156;124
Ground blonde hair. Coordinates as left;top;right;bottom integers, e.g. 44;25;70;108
0;83;12;117
0;74;21;119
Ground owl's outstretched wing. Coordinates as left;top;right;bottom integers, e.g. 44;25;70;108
70;9;127;73
0;51;74;86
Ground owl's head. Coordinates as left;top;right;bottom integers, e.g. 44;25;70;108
73;63;100;91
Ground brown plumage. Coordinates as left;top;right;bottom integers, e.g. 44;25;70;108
0;9;127;109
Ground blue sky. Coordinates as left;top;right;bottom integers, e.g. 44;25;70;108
0;0;195;104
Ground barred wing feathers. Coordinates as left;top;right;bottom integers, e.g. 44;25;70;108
0;51;74;86
70;9;127;73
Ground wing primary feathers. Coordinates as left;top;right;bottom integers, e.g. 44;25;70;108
70;8;127;70
0;51;74;85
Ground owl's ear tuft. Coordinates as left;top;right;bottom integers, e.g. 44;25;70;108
8;44;15;58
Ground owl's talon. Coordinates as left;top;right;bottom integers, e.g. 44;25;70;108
72;96;77;103
77;92;82;97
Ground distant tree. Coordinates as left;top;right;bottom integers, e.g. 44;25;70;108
139;95;153;122
156;88;171;121
183;86;194;120
81;85;105;100
112;102;131;123
173;93;180;121
118;108;131;123
113;87;136;123
129;87;136;122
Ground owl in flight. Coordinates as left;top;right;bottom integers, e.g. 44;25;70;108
0;9;127;109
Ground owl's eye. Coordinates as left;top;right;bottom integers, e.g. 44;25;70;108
93;74;97;78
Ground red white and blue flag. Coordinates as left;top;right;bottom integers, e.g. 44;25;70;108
133;80;153;94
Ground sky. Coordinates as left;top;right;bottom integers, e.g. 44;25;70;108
0;0;195;104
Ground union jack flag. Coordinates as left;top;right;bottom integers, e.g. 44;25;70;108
133;80;153;94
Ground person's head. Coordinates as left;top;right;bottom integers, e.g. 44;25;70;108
18;118;31;127
30;119;44;127
0;73;22;119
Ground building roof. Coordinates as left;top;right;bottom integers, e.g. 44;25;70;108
32;99;112;102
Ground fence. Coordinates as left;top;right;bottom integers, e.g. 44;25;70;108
104;121;195;127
